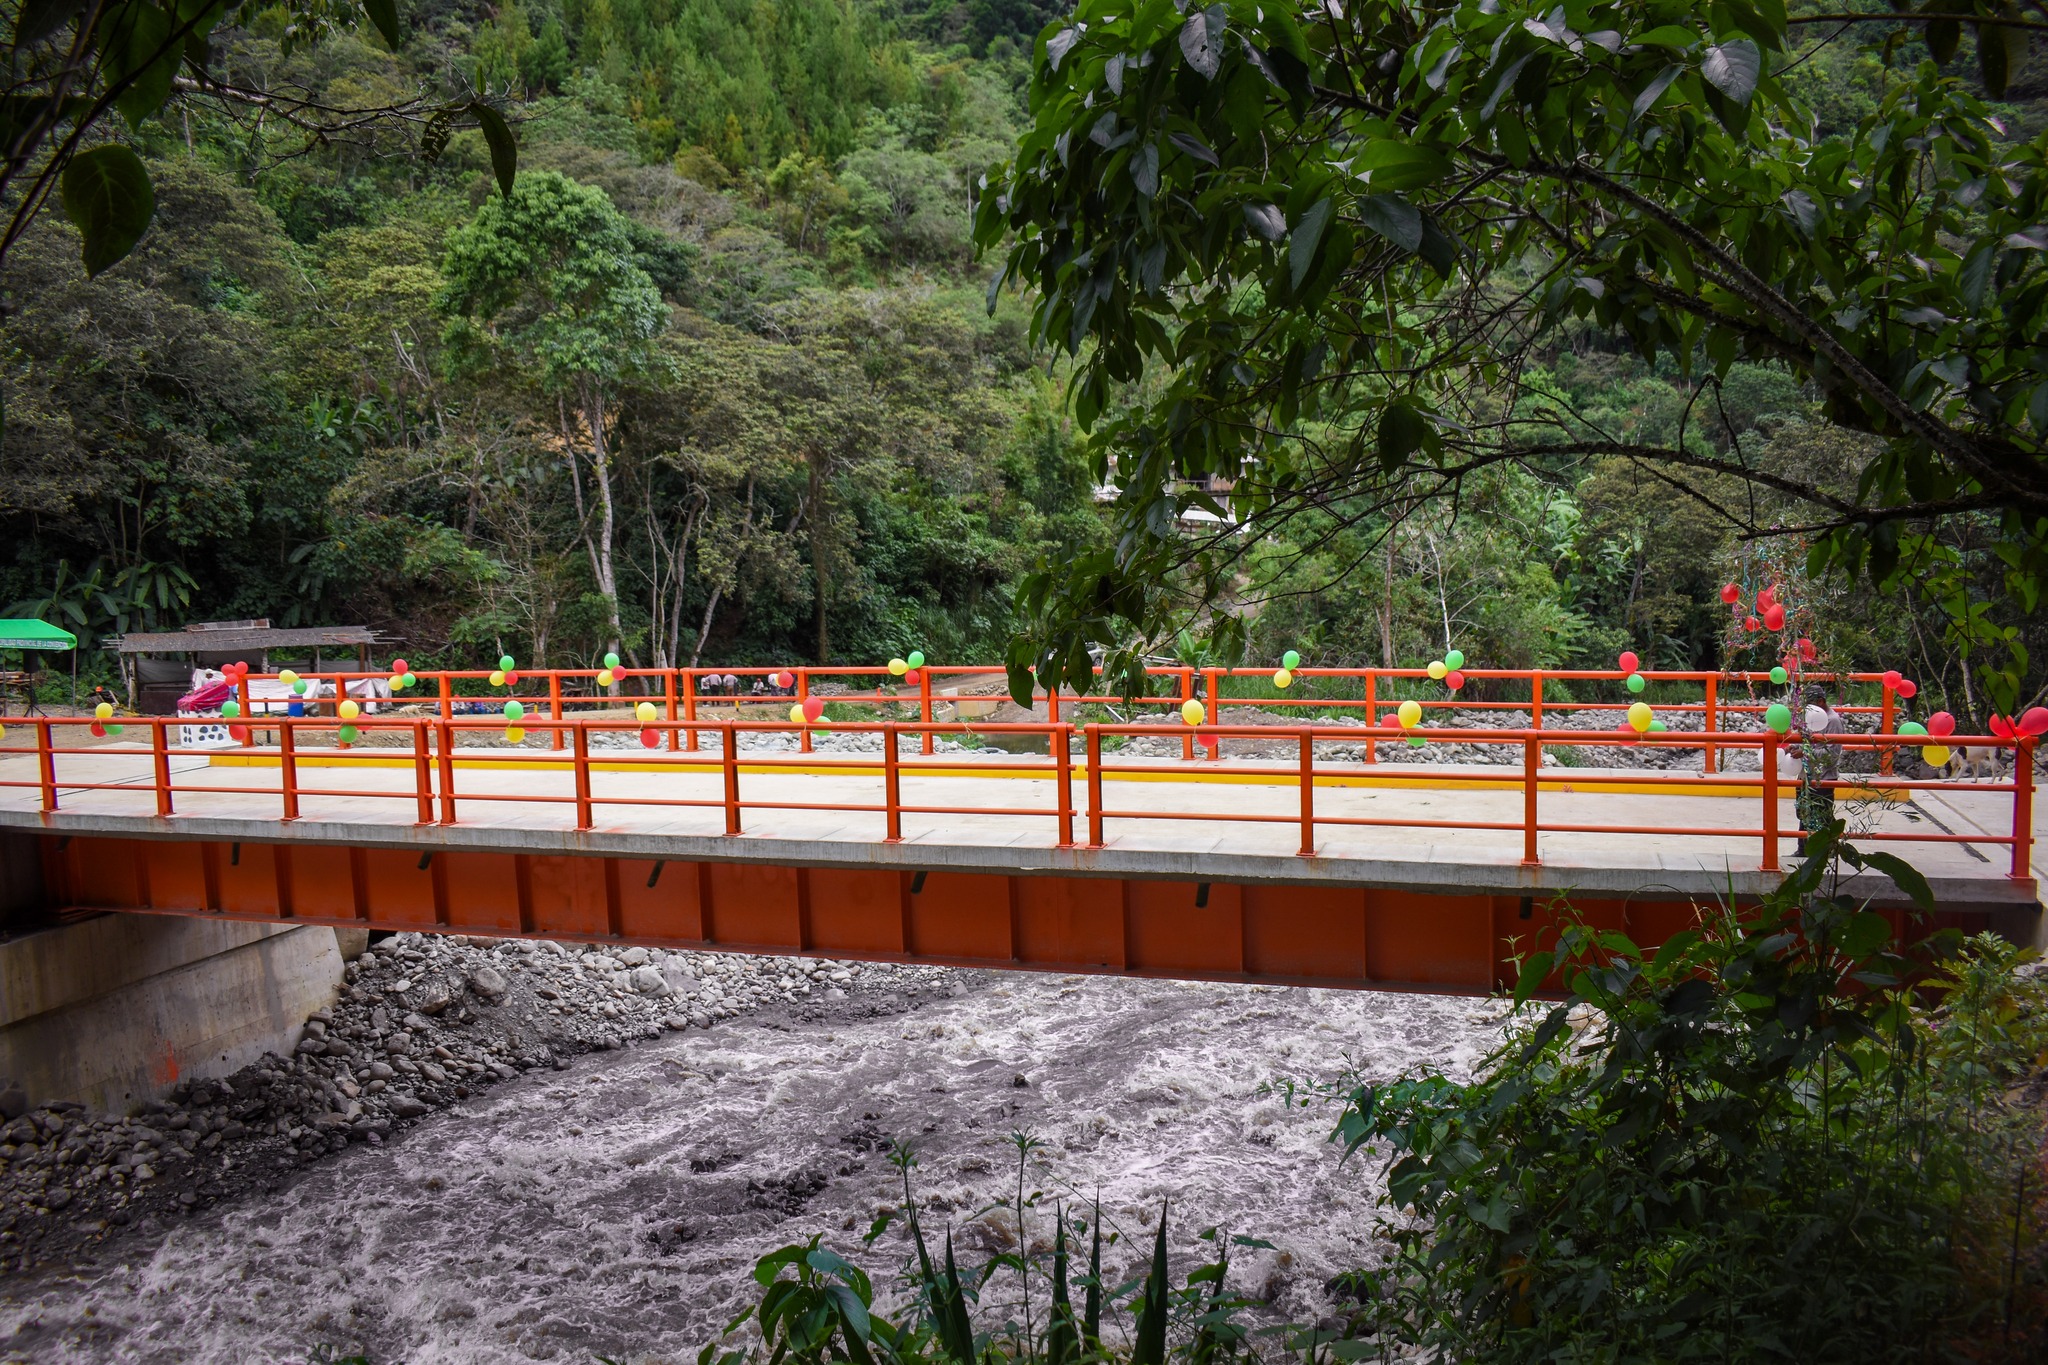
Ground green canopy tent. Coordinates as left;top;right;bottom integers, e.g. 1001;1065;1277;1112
0;618;77;714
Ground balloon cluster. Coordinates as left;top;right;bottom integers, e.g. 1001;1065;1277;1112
887;651;927;687
596;651;621;688
1393;697;1426;747
1879;669;1919;700
769;670;796;689
491;654;520;688
635;700;662;748
1723;581;1788;633
91;700;124;739
1425;648;1467;692
218;660;254;739
1988;709;2048;742
788;697;828;726
337;696;361;743
1180;698;1205;726
1611;651;1664;739
388;658;419;692
1272;649;1300;689
501;698;525;743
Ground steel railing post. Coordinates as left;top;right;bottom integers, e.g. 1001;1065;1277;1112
412;720;433;824
436;718;457;824
883;722;902;843
1703;676;1719;775
797;670;813;755
721;722;742;835
661;669;679;752
573;723;594;831
1298;728;1315;856
280;722;300;821
1085;723;1105;848
1531;673;1544;735
1523;734;1540;866
236;673;254;748
919;668;934;756
1056;723;1075;847
1762;732;1781;873
1204;667;1221;759
437;672;453;722
549;674;565;752
683;670;700;752
1879;681;1897;777
2013;735;2035;882
152;719;173;817
1181;668;1195;762
35;718;55;811
1364;671;1377;765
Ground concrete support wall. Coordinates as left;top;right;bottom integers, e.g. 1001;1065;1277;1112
0;914;346;1114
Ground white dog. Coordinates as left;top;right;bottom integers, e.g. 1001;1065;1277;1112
1940;746;2003;782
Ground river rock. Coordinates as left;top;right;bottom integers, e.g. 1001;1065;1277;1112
389;1097;430;1120
468;966;508;1000
630;965;669;995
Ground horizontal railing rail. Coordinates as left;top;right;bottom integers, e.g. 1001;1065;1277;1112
0;710;2033;884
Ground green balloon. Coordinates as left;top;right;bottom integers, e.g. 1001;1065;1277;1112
402;672;418;688
498;654;516;671
1648;719;1667;732
107;723;124;736
1406;734;1426;748
1769;666;1787;685
220;699;240;719
907;650;925;669
1282;649;1301;670
604;651;621;669
504;700;525;722
1444;649;1465;670
1898;720;1927;737
338;724;358;743
1626;672;1646;693
291;679;308;694
1765;702;1793;733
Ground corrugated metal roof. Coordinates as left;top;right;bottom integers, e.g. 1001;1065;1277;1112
111;626;389;654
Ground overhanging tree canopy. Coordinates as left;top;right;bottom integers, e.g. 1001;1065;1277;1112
974;0;2048;708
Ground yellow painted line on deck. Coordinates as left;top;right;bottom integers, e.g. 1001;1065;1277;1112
195;751;1864;799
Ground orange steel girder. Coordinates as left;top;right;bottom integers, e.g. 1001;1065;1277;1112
7;832;1851;994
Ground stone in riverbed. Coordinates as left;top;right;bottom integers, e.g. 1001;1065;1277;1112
468;966;508;1000
630;966;669;995
388;1097;430;1120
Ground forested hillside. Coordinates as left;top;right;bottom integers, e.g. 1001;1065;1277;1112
2;2;2042;713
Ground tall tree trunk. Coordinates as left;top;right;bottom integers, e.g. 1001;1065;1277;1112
690;476;755;668
808;448;830;664
579;383;625;692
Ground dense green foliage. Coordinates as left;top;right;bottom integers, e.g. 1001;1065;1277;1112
1320;825;2048;1359
977;1;2048;716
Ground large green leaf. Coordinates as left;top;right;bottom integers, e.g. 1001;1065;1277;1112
59;144;155;276
14;0;84;44
361;0;402;48
469;101;518;199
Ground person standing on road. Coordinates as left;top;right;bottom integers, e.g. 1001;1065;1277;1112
1795;685;1843;851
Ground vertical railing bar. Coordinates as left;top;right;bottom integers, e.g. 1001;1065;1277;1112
1762;731;1781;873
280;722;300;821
152;718;173;817
36;718;56;812
1703;676;1719;775
798;670;813;756
1298;727;1315;857
413;720;433;824
573;723;594;831
722;721;742;835
1522;733;1540;866
683;670;700;752
436;717;457;824
1086;723;1105;849
919;668;934;757
883;722;902;843
2012;735;2035;882
549;674;565;752
1056;723;1075;847
1363;670;1377;765
1180;668;1195;763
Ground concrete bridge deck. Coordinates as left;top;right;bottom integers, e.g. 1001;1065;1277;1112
1;729;2039;991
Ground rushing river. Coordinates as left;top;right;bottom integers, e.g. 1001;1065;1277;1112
0;972;1504;1364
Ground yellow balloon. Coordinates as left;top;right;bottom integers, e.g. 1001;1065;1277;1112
1627;701;1653;733
94;702;113;720
635;701;657;723
278;669;298;686
789;703;806;724
1397;699;1422;728
1273;668;1293;688
888;658;909;676
505;727;525;744
1180;699;1206;726
1922;745;1951;768
597;669;614;687
1427;661;1448;680
337;699;360;721
489;669;507;686
0;723;7;741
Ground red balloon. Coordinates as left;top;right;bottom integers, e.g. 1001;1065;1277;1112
1762;603;1786;631
902;670;921;687
1797;636;1816;661
1756;586;1776;610
1896;679;1917;700
1881;670;1902;690
2020;707;2048;738
1720;582;1741;604
229;725;250;742
1927;711;1956;737
802;697;826;722
1616;721;1638;744
1990;714;2015;739
1617;650;1639;673
1744;616;1761;632
1444;670;1465;691
505;672;519;686
89;720;106;738
391;658;410;674
639;728;661;748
